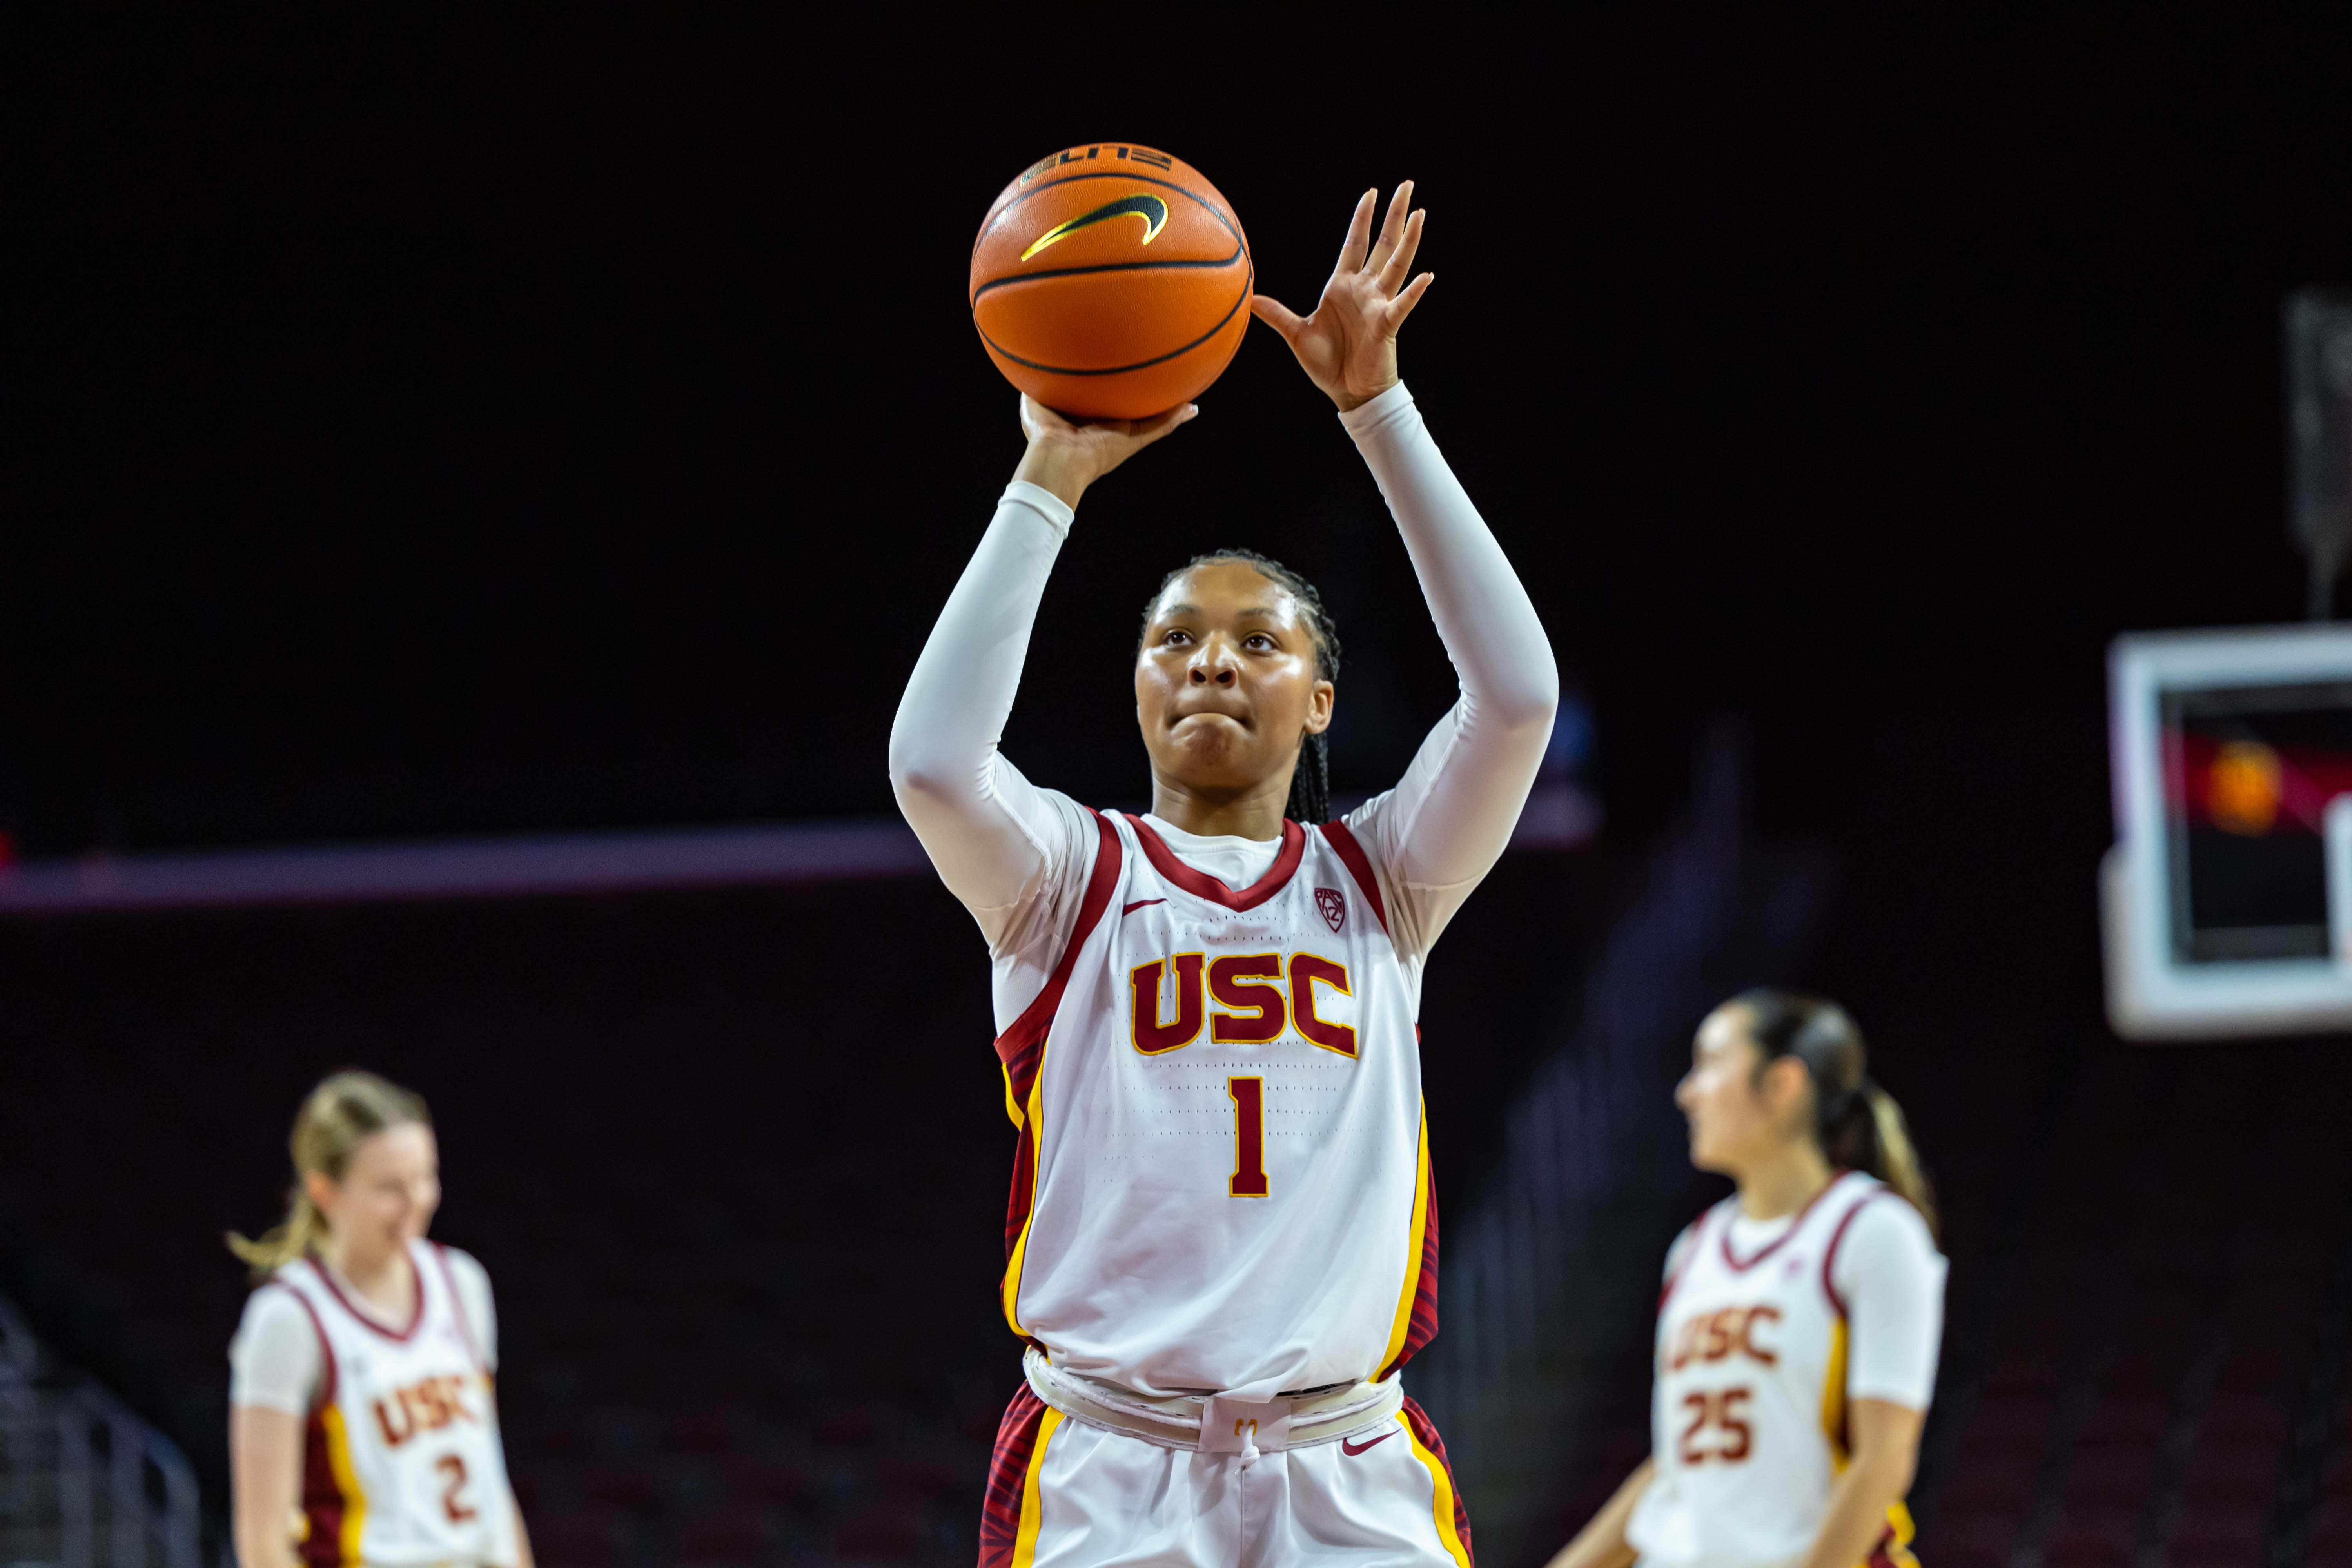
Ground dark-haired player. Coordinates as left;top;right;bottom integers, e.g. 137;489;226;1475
891;182;1556;1568
1548;992;1945;1568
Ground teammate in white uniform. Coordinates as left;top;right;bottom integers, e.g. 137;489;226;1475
1549;992;1945;1568
227;1071;530;1568
891;181;1557;1568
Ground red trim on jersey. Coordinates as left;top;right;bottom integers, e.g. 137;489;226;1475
270;1279;354;1568
306;1251;425;1343
993;810;1123;1101
1401;1396;1476;1565
299;1407;352;1568
1718;1178;1846;1273
428;1242;486;1373
1819;1189;1889;1321
1659;1206;1724;1312
1125;814;1305;911
1318;820;1390;935
996;811;1122;1272
979;1383;1051;1568
1004;1121;1042;1274
1004;1121;1040;1267
263;1280;339;1408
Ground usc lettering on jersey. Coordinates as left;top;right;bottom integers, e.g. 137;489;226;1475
1627;1172;1919;1568
268;1241;519;1568
997;811;1439;1400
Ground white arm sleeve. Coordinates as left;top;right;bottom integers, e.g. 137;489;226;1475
1338;385;1559;961
228;1287;323;1415
1833;1199;1947;1409
888;480;1098;965
442;1247;499;1372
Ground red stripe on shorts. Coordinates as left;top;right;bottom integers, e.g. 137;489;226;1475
1402;1395;1475;1566
978;1383;1050;1568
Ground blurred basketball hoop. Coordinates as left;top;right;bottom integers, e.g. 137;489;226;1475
2105;626;2352;1036
2103;291;2352;1038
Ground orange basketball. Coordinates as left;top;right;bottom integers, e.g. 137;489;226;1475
970;143;1252;421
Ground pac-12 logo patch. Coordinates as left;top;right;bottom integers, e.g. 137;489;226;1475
1315;887;1347;933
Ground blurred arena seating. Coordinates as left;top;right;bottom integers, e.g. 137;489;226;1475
0;837;1602;1567
0;1293;201;1562
0;880;1029;1566
1406;733;1833;1566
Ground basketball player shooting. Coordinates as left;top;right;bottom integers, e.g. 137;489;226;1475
891;182;1557;1568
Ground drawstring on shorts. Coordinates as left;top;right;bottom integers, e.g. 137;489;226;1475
1019;1347;1404;1461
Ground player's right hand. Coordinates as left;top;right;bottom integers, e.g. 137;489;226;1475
1012;394;1197;510
1250;183;1432;414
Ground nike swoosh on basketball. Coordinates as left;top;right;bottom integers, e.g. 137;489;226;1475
1122;898;1167;916
1021;194;1170;261
1341;1431;1396;1456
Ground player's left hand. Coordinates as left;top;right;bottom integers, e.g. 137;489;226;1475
1250;183;1432;413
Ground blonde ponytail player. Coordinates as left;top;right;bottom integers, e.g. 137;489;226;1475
892;178;1556;1568
227;1071;531;1568
1550;991;1945;1568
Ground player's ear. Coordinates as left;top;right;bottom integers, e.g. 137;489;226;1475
304;1167;339;1222
1305;680;1334;734
1761;1056;1810;1120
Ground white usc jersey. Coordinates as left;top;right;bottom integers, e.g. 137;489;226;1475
268;1241;519;1568
1628;1172;1919;1568
998;811;1438;1400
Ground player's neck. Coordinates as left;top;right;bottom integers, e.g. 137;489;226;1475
321;1236;417;1321
1148;777;1289;842
1734;1143;1835;1222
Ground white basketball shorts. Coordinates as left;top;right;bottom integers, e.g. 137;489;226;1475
980;1384;1475;1568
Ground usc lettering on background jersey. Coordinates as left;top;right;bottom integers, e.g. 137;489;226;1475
267;1240;519;1568
1628;1172;1924;1568
998;811;1439;1400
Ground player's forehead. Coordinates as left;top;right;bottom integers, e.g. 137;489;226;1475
346;1120;437;1177
1147;561;1300;626
1693;1004;1755;1059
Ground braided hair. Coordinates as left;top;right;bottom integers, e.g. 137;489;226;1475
1731;989;1938;1238
1139;549;1342;824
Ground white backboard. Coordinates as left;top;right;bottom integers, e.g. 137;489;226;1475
2105;624;2352;1038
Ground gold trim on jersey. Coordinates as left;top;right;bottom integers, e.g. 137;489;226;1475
1376;1103;1432;1377
317;1402;367;1565
1001;1059;1050;1338
1398;1410;1472;1568
1822;1315;1849;1468
1009;1407;1065;1568
1880;1504;1921;1566
1822;1309;1922;1566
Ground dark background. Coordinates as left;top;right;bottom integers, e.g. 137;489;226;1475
12;20;2344;859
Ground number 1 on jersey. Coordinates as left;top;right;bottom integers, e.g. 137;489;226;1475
1227;1076;1269;1196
